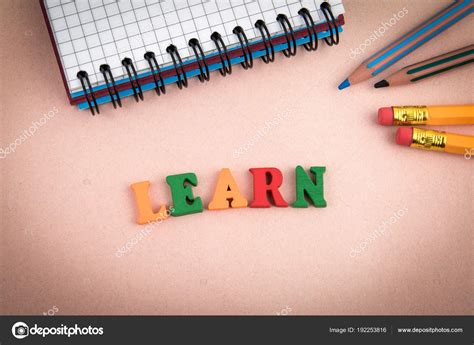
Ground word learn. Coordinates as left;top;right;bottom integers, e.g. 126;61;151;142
131;166;326;224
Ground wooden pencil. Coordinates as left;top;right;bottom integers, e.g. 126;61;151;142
378;104;474;125
374;45;474;88
396;127;474;155
338;0;473;90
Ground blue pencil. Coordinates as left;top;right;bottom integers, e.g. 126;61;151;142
338;0;473;90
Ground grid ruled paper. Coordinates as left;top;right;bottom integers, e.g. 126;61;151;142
43;0;345;94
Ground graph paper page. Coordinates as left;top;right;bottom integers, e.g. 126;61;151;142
43;0;345;94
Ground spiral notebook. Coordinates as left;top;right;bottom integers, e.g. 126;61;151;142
40;0;346;114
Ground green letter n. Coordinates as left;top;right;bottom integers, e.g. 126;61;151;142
293;166;327;208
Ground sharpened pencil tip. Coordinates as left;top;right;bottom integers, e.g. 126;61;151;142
374;80;389;88
338;78;350;90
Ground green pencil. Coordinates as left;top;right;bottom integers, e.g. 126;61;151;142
374;44;474;88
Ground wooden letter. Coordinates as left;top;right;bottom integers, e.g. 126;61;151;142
293;166;327;208
166;173;203;216
208;168;248;210
249;167;288;208
130;181;170;224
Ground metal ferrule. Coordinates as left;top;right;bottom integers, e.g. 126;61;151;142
393;106;429;125
411;128;447;151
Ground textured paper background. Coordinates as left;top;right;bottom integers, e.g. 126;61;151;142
1;0;472;315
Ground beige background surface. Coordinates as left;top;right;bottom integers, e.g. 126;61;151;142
0;0;472;315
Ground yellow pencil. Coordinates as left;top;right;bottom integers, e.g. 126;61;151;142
378;104;474;126
396;127;474;155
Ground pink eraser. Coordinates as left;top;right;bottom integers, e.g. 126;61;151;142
377;107;394;126
396;127;413;147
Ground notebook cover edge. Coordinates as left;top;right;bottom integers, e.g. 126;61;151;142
39;0;74;105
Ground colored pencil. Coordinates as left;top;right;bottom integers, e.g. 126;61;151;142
338;0;473;90
378;104;474;125
374;45;474;88
396;127;474;155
